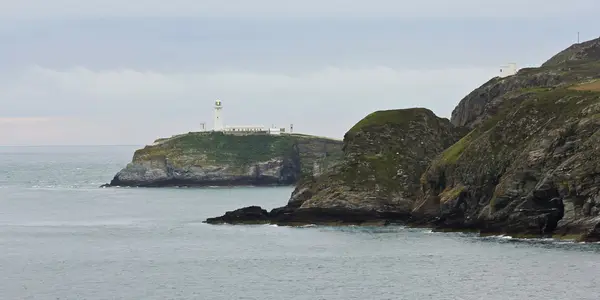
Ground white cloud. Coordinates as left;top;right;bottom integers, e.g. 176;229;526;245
0;117;199;146
1;0;598;19
0;65;497;145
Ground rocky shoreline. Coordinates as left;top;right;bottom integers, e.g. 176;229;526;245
203;204;594;242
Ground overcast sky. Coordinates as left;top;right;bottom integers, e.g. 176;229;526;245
1;0;599;145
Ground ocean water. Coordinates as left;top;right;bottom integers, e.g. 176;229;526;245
1;146;599;300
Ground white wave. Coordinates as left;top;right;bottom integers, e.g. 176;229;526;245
300;224;317;228
480;234;513;240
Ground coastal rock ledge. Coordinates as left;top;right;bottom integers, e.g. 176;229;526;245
104;132;343;187
205;37;600;243
204;206;411;226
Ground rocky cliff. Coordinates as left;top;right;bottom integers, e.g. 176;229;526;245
106;132;343;187
206;108;464;225
206;37;600;242
418;37;600;242
290;108;464;213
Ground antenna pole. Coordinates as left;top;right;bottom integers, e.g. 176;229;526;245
577;32;580;43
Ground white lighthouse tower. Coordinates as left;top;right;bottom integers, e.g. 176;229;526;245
213;99;223;131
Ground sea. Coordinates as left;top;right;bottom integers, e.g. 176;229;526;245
1;145;599;300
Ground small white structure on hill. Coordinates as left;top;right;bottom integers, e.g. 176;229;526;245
499;63;518;78
212;100;286;134
213;99;224;131
224;125;265;132
268;127;284;135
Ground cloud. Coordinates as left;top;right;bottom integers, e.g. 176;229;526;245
0;65;497;145
2;0;598;19
0;116;199;146
0;117;57;124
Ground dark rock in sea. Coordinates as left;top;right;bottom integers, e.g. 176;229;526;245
204;206;271;225
204;206;411;226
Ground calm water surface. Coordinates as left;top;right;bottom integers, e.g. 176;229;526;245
1;146;599;300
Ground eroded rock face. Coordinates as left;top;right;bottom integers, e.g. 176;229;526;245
106;132;343;187
450;73;562;129
109;157;298;187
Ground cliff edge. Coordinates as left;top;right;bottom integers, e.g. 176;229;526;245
105;132;343;187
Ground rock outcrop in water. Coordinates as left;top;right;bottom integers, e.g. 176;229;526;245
206;37;600;242
105;132;343;187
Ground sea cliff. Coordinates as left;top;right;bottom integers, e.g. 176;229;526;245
105;132;343;187
205;37;600;242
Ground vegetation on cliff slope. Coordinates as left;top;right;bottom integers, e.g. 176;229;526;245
133;132;342;173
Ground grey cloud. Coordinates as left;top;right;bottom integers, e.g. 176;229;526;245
2;0;599;19
1;2;599;145
0;66;496;145
2;17;598;72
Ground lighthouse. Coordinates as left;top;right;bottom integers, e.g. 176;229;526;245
213;99;223;131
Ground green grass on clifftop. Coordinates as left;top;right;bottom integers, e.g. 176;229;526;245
133;132;343;170
433;86;600;169
348;108;442;134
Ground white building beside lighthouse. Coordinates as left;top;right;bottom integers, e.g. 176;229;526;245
211;99;286;134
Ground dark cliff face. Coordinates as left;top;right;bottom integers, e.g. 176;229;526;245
106;132;343;187
419;88;600;240
419;38;600;242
